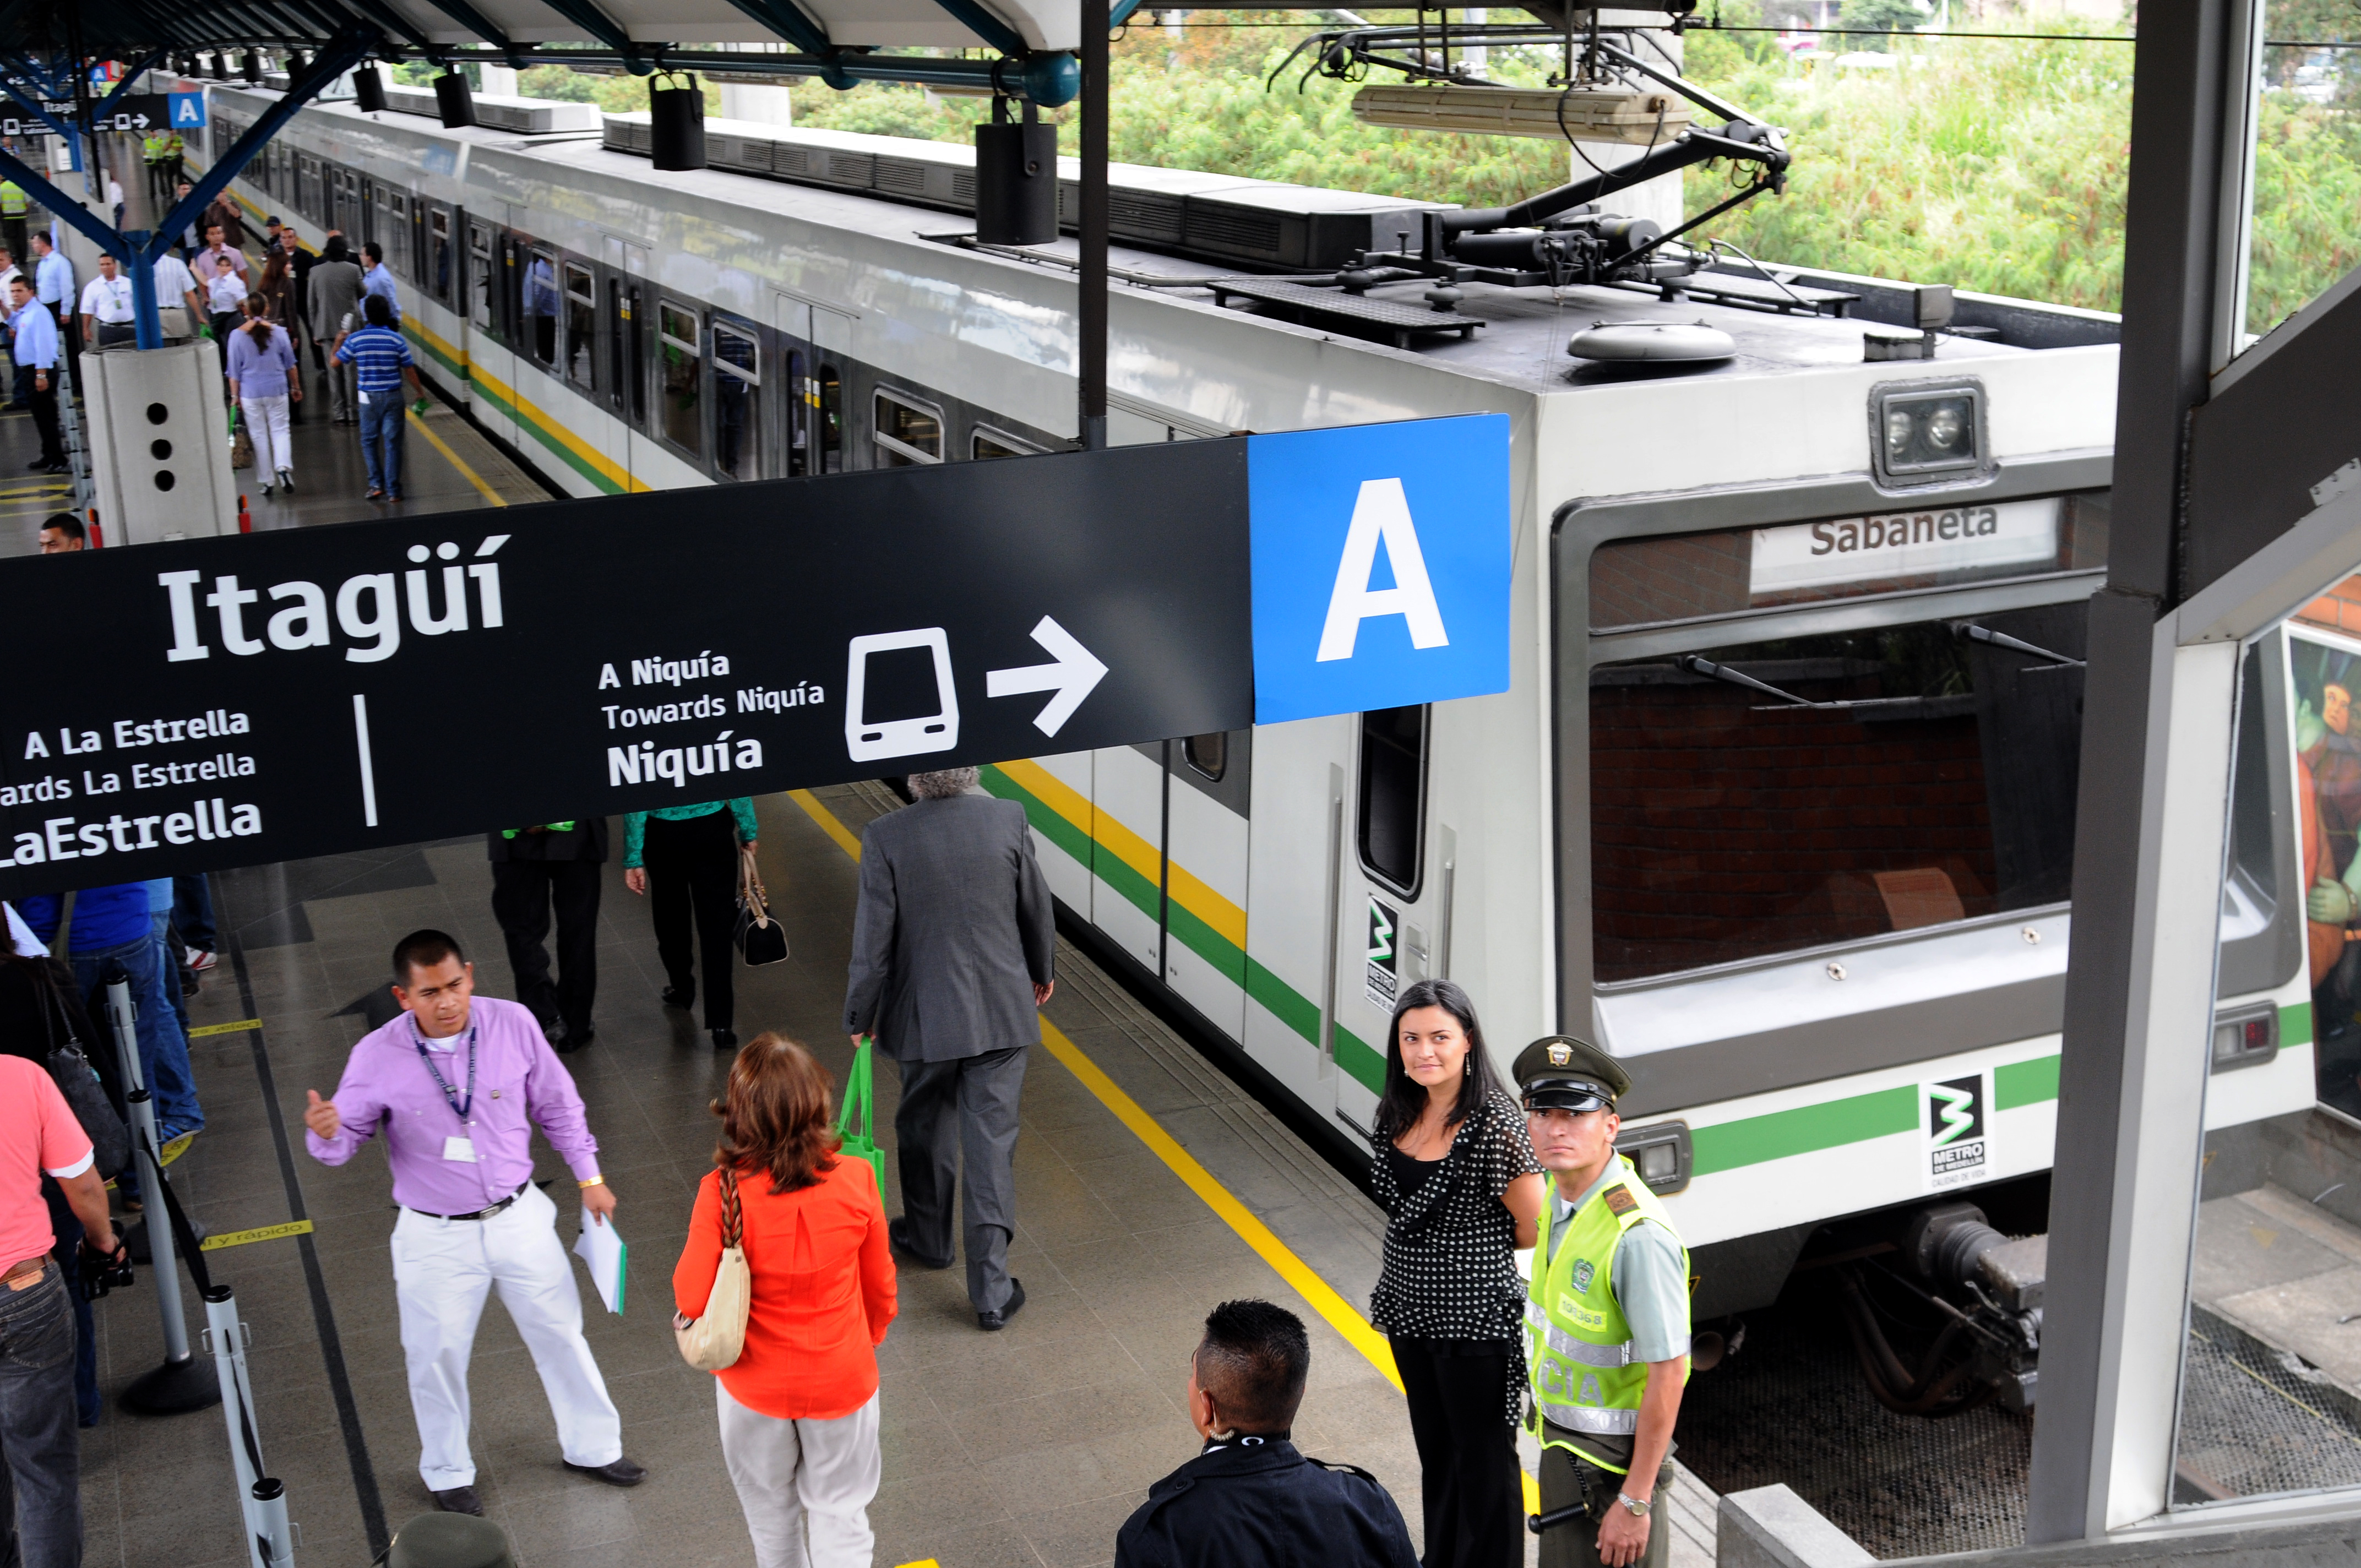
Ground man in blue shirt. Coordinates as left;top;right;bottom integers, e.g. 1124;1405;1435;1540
360;241;401;325
334;294;425;501
7;274;64;470
16;883;205;1142
29;230;73;383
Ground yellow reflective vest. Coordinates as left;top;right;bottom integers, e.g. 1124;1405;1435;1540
1524;1154;1690;1473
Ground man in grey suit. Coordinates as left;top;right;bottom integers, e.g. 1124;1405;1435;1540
307;235;365;424
845;766;1056;1330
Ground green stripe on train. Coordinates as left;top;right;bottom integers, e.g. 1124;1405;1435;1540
982;765;1385;1095
1994;1055;2059;1112
1689;1086;1919;1177
465;375;627;495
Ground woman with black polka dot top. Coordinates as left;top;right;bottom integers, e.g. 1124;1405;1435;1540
1368;978;1547;1568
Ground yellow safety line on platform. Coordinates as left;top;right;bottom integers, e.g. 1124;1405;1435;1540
189;1017;262;1037
788;790;866;861
160;1132;195;1167
407;407;508;508
199;1219;315;1252
790;788;1401;1392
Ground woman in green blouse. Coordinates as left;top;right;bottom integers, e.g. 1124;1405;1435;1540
623;799;757;1048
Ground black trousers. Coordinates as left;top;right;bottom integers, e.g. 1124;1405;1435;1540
13;364;61;465
492;859;602;1038
1392;1340;1526;1568
643;810;738;1031
1535;1439;1672;1568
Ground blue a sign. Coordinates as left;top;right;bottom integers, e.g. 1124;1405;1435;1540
1247;414;1513;724
169;92;207;129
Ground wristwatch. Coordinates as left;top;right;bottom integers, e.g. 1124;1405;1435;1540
1615;1493;1651;1518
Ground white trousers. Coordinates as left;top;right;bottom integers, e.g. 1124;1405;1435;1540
389;1180;622;1490
239;394;291;476
717;1381;882;1568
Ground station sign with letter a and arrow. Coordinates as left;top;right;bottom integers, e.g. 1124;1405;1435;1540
0;415;1511;892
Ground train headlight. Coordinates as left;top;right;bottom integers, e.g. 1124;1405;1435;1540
1614;1121;1693;1195
2211;1002;2278;1072
1871;381;1987;487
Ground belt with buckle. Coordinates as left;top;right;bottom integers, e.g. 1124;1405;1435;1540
410;1181;530;1222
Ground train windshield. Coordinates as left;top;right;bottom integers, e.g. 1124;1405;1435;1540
1589;606;2088;983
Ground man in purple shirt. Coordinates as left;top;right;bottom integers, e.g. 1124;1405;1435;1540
303;929;646;1516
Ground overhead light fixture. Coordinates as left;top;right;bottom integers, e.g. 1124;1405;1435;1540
433;69;477;128
1351;83;1689;145
649;71;706;171
1870;380;1987;487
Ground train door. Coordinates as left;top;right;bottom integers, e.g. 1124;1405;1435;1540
1163;733;1252;1043
1087;744;1169;979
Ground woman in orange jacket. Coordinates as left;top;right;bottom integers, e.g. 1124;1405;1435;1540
676;1034;897;1567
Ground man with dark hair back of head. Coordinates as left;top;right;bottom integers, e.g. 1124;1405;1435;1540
335;292;425;501
1113;1299;1418;1568
37;512;83;552
301;927;646;1516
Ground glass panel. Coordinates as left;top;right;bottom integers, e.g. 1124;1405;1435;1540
2243;13;2361;344
712;322;758;481
1590;492;2112;631
563;262;595;389
873;390;943;466
428;209;451;305
1183;733;1228;782
1358;705;1428;899
659;302;701;456
784;350;807;476
525;250;558;366
819;365;842;472
974;426;1043;460
467;222;492;333
1589;606;2087;983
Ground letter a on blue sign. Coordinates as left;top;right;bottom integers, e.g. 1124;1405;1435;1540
170;93;207;129
1247;413;1511;724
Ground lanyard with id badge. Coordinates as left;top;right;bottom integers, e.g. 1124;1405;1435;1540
416;1026;482;1163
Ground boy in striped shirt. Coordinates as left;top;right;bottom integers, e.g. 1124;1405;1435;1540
334;294;426;501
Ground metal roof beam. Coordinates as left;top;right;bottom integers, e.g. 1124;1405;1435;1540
407;0;525;61
926;0;1023;56
529;0;648;68
714;0;834;62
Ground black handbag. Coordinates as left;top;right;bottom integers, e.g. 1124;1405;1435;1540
733;845;789;968
37;963;130;1181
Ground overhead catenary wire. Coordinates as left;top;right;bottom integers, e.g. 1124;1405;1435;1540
1145;18;2361;45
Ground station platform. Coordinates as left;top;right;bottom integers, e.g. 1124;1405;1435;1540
56;770;1714;1568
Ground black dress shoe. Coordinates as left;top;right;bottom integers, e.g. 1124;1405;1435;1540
711;1028;737;1050
977;1278;1026;1332
889;1218;953;1270
661;986;693;1010
543;1017;570;1049
431;1485;483;1515
564;1458;646;1487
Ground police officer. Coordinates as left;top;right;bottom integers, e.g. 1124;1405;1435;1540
1514;1036;1690;1568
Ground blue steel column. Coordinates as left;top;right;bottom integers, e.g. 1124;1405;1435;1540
126;237;161;347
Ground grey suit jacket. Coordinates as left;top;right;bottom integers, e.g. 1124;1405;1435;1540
843;793;1056;1063
308;260;363;341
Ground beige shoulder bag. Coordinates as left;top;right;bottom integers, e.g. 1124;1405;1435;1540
674;1168;750;1371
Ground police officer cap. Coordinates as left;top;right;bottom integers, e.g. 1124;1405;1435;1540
1513;1035;1630;1113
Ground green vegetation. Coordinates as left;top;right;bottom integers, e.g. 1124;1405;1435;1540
515;0;2361;329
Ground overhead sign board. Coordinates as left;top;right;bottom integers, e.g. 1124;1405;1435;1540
1748;496;2062;596
0;415;1510;893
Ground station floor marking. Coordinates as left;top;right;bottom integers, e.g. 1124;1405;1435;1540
199;1218;315;1252
792;789;1401;1391
405;406;508;509
189;1017;262;1037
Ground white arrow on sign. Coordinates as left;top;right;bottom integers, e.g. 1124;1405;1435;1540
986;616;1108;738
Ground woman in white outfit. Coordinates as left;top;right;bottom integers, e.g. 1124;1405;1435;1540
225;298;301;496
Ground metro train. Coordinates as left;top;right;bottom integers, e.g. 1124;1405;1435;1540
199;74;2318;1395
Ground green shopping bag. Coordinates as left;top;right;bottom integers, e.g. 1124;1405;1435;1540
839;1036;886;1199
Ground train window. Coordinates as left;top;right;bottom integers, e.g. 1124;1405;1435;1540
426;208;452;306
466;221;492;333
384;190;410;280
1358;706;1429;900
784;350;807;477
873;389;943;466
658;302;702;456
973;425;1046;460
525;249;558;367
298;154;320;221
1587;492;2112;632
712;321;759;481
1587;605;2088;983
818;366;843;472
1183;733;1228;783
562;262;596;389
623;283;648;427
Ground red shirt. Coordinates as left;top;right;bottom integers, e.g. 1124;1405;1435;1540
0;1057;94;1263
673;1153;896;1420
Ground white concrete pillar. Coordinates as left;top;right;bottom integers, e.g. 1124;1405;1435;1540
478;64;520;98
717;82;795;126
